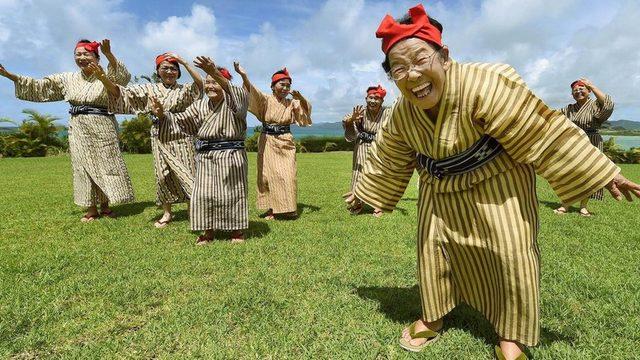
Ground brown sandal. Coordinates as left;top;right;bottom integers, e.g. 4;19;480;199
196;235;213;246
100;209;117;218
373;209;384;218
154;217;172;228
80;213;100;223
231;232;245;244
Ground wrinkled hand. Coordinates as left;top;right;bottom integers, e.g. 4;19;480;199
149;96;165;120
606;173;640;201
165;52;186;65
194;56;217;75
290;90;302;100
578;77;594;90
100;39;112;56
349;105;365;123
86;63;107;80
233;61;246;77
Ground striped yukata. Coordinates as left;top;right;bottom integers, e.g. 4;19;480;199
343;106;391;192
354;61;620;346
247;84;312;214
167;85;249;232
110;82;201;205
560;95;614;200
15;61;135;207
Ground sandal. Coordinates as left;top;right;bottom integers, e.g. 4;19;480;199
553;207;567;215
349;203;363;215
231;231;245;244
398;321;440;352
495;345;527;360
579;208;592;217
373;209;384;218
196;235;213;246
100;209;117;218
80;213;100;223
154;216;172;228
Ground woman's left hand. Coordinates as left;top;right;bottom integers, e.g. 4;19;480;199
165;53;186;65
100;39;112;56
86;63;107;80
578;77;594;90
194;56;217;74
606;173;640;201
290;90;302;100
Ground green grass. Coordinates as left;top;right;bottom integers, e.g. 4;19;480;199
1;153;639;359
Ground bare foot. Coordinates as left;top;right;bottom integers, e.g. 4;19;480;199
373;209;384;218
81;212;99;222
553;206;567;215
231;231;245;244
196;234;213;246
154;213;172;228
401;318;443;347
498;339;526;360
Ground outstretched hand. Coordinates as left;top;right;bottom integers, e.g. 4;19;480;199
348;105;365;123
233;61;247;77
0;63;9;78
606;173;640;201
194;56;217;75
149;96;165;120
86;63;107;80
100;39;112;56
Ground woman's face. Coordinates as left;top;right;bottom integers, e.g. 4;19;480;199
74;47;99;72
572;85;590;103
271;79;291;99
387;37;450;110
205;75;223;102
157;61;179;86
366;94;383;112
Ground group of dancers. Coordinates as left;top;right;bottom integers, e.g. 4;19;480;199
2;3;640;359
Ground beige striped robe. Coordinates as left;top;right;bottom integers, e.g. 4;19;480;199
167;85;249;231
343;106;391;192
15;61;134;207
354;61;619;346
247;84;312;214
110;82;201;205
560;95;614;200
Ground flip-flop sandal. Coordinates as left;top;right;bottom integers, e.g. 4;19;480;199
154;218;172;228
349;204;363;215
196;235;213;246
398;321;440;352
231;232;245;244
80;213;100;223
553;208;567;215
579;209;592;217
495;345;527;360
100;209;117;219
373;209;384;218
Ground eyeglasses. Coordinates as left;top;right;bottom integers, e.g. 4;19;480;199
389;51;439;81
159;66;179;73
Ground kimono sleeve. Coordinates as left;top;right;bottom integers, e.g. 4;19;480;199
228;85;249;120
342;114;357;142
110;84;149;114
593;94;614;124
106;59;131;86
165;101;201;136
247;82;268;120
476;67;619;205
15;73;67;102
354;100;416;212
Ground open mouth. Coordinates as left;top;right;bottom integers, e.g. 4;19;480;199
411;82;432;99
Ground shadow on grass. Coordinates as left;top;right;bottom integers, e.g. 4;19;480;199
246;221;271;239
538;200;563;211
298;203;321;215
112;201;156;217
355;285;573;347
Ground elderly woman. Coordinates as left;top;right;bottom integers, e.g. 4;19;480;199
346;4;640;359
342;85;391;216
234;64;312;220
0;39;134;222
554;78;614;217
91;52;203;228
149;57;249;244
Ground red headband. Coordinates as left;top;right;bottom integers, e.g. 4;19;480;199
271;68;292;86
75;41;100;53
571;80;586;89
218;67;232;80
155;53;179;67
376;4;442;54
367;85;387;99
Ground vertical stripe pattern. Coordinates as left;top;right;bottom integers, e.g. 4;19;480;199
247;83;312;214
110;82;201;205
166;85;249;231
343;106;391;191
15;61;135;207
560;96;614;200
354;61;619;346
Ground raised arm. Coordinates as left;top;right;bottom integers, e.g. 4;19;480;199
194;56;231;94
0;63;19;82
167;53;203;93
149;96;201;136
87;63;120;98
579;78;614;124
101;39;131;86
291;90;312;126
343;105;365;142
5;62;66;103
234;61;268;119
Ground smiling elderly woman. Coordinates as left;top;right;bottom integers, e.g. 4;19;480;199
0;39;133;222
93;52;203;228
347;4;640;359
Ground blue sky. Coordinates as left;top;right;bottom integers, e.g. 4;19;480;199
1;0;638;127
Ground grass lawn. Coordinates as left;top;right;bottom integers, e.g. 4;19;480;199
1;152;639;359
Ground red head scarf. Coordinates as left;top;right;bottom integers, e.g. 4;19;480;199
75;41;100;54
376;4;442;54
571;80;586;89
271;68;292;87
218;67;232;80
155;53;179;67
367;85;387;99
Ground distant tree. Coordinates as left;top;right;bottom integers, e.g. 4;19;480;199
119;113;153;154
0;110;67;157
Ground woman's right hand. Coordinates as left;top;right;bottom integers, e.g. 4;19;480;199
350;105;365;123
233;61;247;77
0;63;16;81
149;96;165;120
86;63;107;80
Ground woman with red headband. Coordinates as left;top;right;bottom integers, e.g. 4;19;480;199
90;52;203;228
148;57;249;244
346;4;640;359
342;85;391;216
553;78;614;217
0;39;134;222
233;62;312;220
